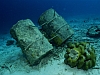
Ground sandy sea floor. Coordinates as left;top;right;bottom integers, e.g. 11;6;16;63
0;15;100;75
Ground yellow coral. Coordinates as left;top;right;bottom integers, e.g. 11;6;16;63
50;33;63;46
64;42;96;70
67;42;75;48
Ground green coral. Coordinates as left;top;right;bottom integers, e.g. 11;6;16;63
67;42;75;48
50;33;63;46
67;49;80;67
77;55;85;69
64;42;96;70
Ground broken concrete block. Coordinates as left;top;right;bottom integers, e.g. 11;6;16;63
10;19;53;65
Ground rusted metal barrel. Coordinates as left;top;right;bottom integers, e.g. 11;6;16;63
10;19;53;65
38;8;74;46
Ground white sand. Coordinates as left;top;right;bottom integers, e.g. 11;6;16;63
0;15;100;75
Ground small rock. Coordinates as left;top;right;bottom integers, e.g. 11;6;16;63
6;40;14;46
87;26;100;37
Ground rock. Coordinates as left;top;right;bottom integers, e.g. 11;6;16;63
87;26;100;37
6;40;14;46
10;19;53;66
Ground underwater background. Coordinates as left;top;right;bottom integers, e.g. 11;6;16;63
0;0;100;75
0;0;100;33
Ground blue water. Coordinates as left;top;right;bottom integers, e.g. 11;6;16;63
0;0;100;33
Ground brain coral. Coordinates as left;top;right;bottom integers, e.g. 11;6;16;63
64;42;96;70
